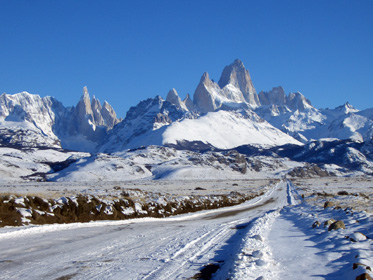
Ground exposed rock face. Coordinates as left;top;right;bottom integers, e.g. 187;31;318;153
218;59;259;106
193;60;261;113
259;86;287;106
90;94;120;129
69;87;120;141
70;87;96;136
166;88;189;111
336;102;359;114
191;60;311;115
193;72;221;113
184;93;195;111
91;95;104;126
258;86;312;112
101;101;120;128
287;92;312;111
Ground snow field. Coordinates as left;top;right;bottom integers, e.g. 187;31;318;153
162;109;301;149
268;203;373;279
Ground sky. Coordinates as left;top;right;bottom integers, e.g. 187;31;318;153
1;0;372;117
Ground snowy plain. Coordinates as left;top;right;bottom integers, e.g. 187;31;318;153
0;178;372;279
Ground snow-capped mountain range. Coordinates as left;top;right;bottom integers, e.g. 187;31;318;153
0;86;120;151
1;59;372;180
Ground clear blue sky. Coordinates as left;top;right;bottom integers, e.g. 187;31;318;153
1;0;372;117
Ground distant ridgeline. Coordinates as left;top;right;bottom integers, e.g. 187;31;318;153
0;59;372;179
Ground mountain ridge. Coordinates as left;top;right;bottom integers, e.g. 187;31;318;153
1;59;372;181
1;59;371;154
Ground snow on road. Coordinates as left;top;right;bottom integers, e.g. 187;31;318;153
0;181;286;279
0;180;371;279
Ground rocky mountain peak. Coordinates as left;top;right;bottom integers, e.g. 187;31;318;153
200;72;211;84
77;86;93;116
68;87;120;145
91;95;104;126
258;86;287;106
91;95;102;110
166;88;180;104
193;72;220;113
336;102;359;114
166;88;189;111
192;60;263;113
83;86;89;97
184;93;195;111
232;58;245;68
286;92;313;111
218;59;259;106
101;101;120;128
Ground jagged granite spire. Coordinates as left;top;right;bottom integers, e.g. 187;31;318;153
70;87;120;142
78;86;94;117
183;93;195;111
91;95;105;126
166;88;189;111
193;72;221;113
218;59;259;106
258;86;287;106
286;92;312;111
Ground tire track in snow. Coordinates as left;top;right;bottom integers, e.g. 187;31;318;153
142;225;229;280
142;182;287;279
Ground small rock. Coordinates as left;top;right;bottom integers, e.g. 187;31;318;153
324;219;336;228
312;221;320;228
354;263;367;270
349;232;368;242
356;273;372;280
324;201;335;209
328;220;345;231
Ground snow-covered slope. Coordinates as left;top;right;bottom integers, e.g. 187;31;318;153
255;87;373;143
0;92;66;148
0;146;87;182
162;109;301;148
101;94;301;152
